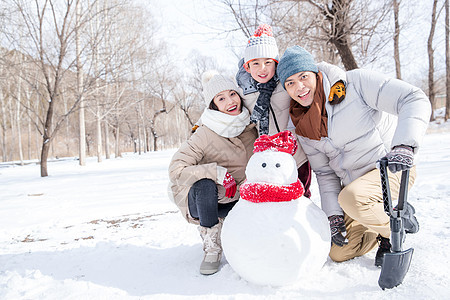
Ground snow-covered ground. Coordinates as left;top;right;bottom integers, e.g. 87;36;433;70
1;122;450;299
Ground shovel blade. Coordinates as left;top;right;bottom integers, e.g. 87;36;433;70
378;248;414;290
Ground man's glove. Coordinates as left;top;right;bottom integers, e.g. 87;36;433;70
328;80;346;105
384;145;414;173
223;172;237;198
329;215;348;247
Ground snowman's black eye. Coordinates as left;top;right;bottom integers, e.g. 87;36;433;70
262;163;267;168
276;163;281;168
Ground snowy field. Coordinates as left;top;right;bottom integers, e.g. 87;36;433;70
1;122;450;299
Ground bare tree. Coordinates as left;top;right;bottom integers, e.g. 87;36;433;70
76;0;86;166
393;0;402;79
304;0;359;70
0;87;7;162
428;0;445;121
4;0;137;174
15;69;24;165
446;0;450;121
6;0;86;176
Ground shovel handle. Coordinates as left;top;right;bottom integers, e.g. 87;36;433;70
378;157;410;219
379;158;393;216
398;169;410;216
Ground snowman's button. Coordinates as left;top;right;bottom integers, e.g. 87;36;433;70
276;163;281;168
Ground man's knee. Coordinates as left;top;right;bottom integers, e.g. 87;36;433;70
329;245;354;262
338;185;358;212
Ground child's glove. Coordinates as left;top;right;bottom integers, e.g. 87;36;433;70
329;215;348;247
384;145;414;173
222;172;237;198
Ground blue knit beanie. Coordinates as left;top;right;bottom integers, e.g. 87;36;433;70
277;46;318;90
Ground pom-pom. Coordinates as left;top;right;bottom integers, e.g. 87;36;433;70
254;24;273;37
201;70;219;86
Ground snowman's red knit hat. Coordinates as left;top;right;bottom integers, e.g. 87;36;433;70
253;130;297;155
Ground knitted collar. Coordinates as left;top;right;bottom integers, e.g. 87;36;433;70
239;179;304;203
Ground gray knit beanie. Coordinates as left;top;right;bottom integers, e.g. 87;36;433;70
277;46;318;90
202;70;242;106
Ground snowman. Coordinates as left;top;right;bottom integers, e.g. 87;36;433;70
221;130;331;286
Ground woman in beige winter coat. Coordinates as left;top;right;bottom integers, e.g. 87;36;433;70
168;71;258;276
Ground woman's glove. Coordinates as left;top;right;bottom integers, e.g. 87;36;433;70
329;215;348;247
384;145;414;173
223;172;237;198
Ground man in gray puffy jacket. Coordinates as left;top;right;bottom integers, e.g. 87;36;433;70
277;45;431;267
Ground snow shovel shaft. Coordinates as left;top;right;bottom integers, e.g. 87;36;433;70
378;157;414;290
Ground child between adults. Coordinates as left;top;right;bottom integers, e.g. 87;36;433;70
168;71;258;276
236;24;346;199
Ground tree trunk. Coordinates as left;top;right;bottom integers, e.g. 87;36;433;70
35;98;40;163
114;124;121;158
104;120;111;159
40;140;50;177
327;0;359;70
145;127;150;152
96;115;102;162
94;0;102;163
26;90;32;160
446;0;450;121
142;116;147;153
0;89;7;162
393;0;402;79
15;71;24;164
153;133;158;152
332;38;358;70
428;0;438;121
16;75;24;165
76;0;86;165
137;108;142;155
63;91;70;156
8;95;15;161
40;100;54;177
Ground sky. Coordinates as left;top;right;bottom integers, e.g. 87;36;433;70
0;116;449;299
148;0;243;72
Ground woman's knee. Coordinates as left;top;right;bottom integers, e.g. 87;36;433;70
190;178;217;205
192;178;216;190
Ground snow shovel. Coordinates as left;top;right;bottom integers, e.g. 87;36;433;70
377;157;414;290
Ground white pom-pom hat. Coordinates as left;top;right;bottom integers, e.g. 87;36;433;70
202;70;242;106
244;24;279;66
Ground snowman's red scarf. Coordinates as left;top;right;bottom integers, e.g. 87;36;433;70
239;179;304;203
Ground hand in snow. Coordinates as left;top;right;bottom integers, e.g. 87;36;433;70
223;172;237;198
383;145;414;173
328;215;348;247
